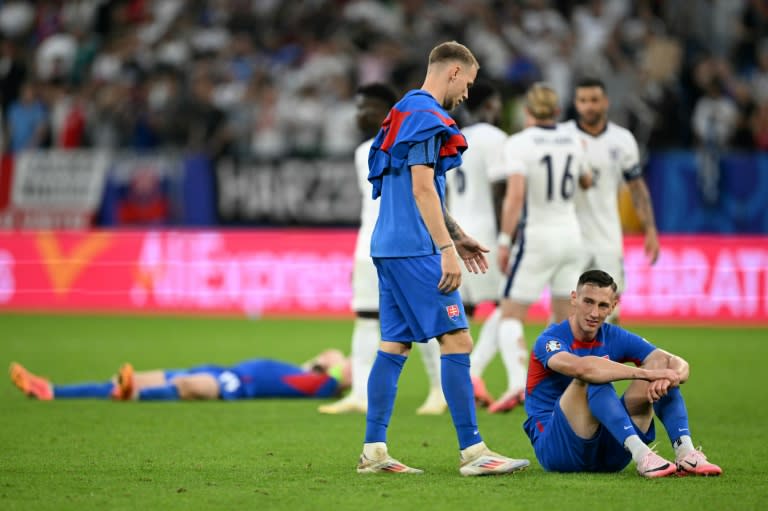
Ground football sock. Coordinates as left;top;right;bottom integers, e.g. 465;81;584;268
625;434;652;463
350;318;380;401
470;307;500;376
653;386;692;446
417;339;441;389
441;353;482;450
498;318;527;392
53;381;114;399
587;383;638;445
138;384;180;401
673;435;695;459
364;351;406;443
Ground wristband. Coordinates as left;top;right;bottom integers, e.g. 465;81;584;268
497;232;511;247
438;243;454;251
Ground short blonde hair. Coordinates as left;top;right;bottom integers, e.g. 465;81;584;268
428;41;479;69
525;82;559;120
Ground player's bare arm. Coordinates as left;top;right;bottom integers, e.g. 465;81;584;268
411;163;462;293
627;178;660;265
444;209;489;274
497;173;525;271
547;351;681;386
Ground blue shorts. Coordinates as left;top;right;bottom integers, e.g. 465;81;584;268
164;365;244;400
374;255;469;342
533;397;656;473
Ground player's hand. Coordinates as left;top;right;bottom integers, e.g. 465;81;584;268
438;248;462;293
645;368;681;387
646;378;671;402
497;245;510;273
645;228;660;265
454;236;489;274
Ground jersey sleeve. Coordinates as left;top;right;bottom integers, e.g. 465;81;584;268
612;326;657;366
502;135;528;176
407;134;442;168
620;133;643;181
532;334;574;369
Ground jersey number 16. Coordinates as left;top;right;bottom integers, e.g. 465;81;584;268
541;154;574;201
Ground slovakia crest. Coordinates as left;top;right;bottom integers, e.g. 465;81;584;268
545;340;561;352
446;304;460;320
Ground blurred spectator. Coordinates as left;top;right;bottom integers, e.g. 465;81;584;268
751;101;768;150
6;81;47;153
0;39;27;123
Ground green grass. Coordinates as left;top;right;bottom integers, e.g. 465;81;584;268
1;313;765;511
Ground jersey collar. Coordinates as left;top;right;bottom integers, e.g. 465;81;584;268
575;119;608;137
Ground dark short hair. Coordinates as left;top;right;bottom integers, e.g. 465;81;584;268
577;270;617;293
356;82;398;108
575;77;606;91
465;80;498;112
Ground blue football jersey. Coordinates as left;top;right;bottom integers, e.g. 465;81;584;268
231;360;339;398
523;320;657;443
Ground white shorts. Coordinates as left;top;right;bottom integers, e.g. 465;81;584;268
459;244;504;305
503;235;586;303
584;252;625;294
351;257;379;312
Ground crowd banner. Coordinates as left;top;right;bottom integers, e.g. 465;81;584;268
0;231;766;324
0;150;110;229
216;158;362;225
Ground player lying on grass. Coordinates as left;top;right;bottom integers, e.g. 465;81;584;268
524;269;722;477
10;349;351;401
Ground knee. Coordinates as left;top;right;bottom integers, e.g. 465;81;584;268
438;329;473;353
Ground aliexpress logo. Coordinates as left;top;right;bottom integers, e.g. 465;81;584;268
35;231;113;295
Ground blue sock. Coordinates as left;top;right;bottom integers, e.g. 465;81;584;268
365;351;407;444
441;353;482;450
587;383;637;444
53;381;114;399
138;384;180;401
653;386;691;444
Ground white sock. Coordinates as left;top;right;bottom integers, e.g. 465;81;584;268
498;318;528;392
673;435;695;459
363;441;387;460
350;318;380;401
417;339;441;389
470;307;501;376
625;435;652;463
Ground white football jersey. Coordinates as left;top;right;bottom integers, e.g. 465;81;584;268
354;138;378;259
562;120;642;255
446;122;507;247
502;124;586;240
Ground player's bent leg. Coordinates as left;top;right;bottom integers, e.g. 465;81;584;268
416;340;446;415
172;374;220;400
491;299;529;413
549;296;572;324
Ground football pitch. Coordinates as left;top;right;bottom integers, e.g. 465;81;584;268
1;313;766;511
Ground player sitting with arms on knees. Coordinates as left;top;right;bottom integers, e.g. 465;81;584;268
10;349;351;401
524;270;722;477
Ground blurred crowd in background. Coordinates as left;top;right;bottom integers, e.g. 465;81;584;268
0;0;766;163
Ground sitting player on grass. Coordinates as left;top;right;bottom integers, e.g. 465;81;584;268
10;349;350;402
524;269;722;477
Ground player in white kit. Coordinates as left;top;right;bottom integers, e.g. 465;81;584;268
490;83;591;413
564;77;660;322
318;83;445;416
446;81;507;408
